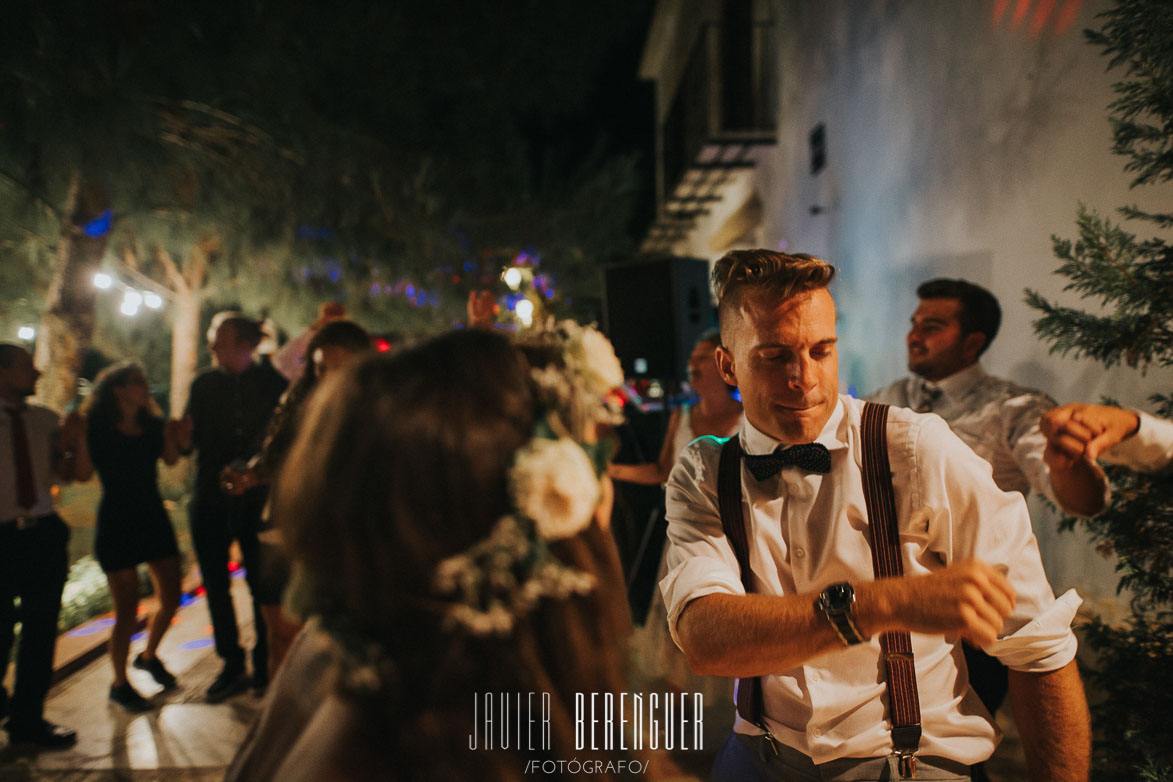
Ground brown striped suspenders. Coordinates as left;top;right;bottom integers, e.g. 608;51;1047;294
716;402;923;777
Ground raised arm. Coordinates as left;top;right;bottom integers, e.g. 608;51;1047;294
607;407;682;485
1041;403;1142;516
1002;395;1107;517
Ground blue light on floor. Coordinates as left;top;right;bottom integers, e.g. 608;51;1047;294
179;593;196;607
131;631;147;642
66;617;116;637
179;638;215;651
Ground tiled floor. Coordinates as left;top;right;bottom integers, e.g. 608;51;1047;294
3;570;1028;781
0;575;262;781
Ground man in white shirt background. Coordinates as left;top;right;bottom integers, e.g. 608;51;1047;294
0;343;89;749
663;250;1090;781
868;278;1108;519
868;279;1109;728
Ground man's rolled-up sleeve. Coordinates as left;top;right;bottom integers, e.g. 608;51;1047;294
984;588;1081;671
661;440;746;650
917;415;1080;673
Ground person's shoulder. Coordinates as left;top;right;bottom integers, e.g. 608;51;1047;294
668;432;730;488
190;368;222;391
866;376;913;405
871;399;956;458
976;372;1053;406
249;361;289;390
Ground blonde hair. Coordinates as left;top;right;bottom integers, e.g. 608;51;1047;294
712;250;836;339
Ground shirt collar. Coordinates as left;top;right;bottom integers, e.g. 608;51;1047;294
930;361;986;403
740;396;848;455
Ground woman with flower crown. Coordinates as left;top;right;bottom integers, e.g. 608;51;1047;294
226;326;645;782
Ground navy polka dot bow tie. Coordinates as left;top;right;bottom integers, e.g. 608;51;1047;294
743;443;832;480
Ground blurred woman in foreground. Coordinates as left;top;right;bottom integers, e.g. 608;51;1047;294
228;325;638;781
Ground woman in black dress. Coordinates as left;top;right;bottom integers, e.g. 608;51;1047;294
84;362;183;711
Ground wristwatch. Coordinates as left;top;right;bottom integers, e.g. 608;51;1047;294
817;582;866;646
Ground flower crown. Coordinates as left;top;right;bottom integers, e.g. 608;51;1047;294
432;320;625;636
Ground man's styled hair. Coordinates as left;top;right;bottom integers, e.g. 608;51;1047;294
712;250;837;340
916;278;1002;356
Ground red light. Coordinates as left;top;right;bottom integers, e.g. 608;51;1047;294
1029;0;1056;36
375;338;392;353
1054;0;1080;35
227;560;241;572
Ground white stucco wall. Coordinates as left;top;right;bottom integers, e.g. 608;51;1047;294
666;0;1173;610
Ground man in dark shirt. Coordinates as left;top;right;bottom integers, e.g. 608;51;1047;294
179;313;287;701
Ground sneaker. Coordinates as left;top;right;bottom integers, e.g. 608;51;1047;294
133;653;178;689
206;663;247;703
6;719;77;749
109;682;153;713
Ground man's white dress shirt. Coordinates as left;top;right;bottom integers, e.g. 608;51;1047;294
1102;410;1173;473
662;395;1079;765
869;363;1058;505
0;403;61;520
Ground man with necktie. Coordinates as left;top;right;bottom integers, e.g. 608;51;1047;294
867;279;1108;724
662;251;1089;781
868;278;1110;513
0;343;89;749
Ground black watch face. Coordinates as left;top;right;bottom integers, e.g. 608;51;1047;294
823;582;854;612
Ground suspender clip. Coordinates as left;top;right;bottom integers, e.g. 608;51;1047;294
896;750;917;779
757;724;779;758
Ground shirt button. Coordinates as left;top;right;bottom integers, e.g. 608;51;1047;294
812;728;822;738
794;547;806;558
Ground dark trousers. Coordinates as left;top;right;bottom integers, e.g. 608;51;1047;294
0;514;69;728
190;495;268;679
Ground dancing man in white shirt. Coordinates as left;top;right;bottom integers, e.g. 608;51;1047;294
663;251;1090;781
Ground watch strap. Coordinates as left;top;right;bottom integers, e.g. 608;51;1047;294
820;588;865;645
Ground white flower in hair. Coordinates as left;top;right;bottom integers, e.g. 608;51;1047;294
511;437;599;540
561;320;624;397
